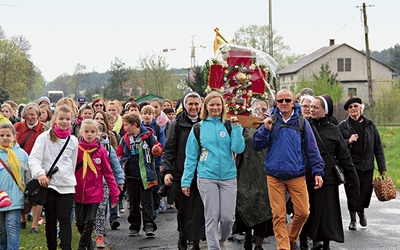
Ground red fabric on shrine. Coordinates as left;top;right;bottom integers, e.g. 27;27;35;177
208;65;266;94
227;50;253;67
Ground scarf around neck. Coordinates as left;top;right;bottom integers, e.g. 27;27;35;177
53;124;71;138
78;145;98;179
0;145;24;191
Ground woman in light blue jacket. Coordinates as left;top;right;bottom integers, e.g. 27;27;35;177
182;91;245;250
0;123;30;250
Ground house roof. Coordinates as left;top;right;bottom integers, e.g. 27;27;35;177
277;43;395;76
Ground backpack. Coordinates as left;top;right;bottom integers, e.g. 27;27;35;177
193;121;232;149
271;113;305;134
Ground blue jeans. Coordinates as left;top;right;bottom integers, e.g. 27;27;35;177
0;209;21;250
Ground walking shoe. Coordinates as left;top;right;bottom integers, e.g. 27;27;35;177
110;220;120;230
178;234;187;250
95;234;106;249
348;221;357;230
38;217;44;225
30;227;39;233
20;222;26;229
145;227;155;237
358;211;367;227
191;240;200;250
128;229;139;237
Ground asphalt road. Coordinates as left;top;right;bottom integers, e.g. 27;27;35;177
103;186;400;249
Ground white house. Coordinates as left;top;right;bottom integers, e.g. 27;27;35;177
277;40;395;104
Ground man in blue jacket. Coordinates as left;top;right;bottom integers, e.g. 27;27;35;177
253;89;324;250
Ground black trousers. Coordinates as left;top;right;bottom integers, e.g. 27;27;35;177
44;189;74;250
75;202;99;250
126;178;156;232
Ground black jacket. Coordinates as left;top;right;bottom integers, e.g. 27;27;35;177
338;115;386;172
161;110;200;180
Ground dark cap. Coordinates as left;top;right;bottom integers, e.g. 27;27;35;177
344;97;362;110
77;96;87;104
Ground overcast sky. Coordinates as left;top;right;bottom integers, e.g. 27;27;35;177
1;0;398;82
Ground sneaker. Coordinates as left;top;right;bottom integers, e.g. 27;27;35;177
111;221;120;230
349;221;357;230
119;207;125;213
145;228;155;237
129;229;139;237
95;234;106;249
30;227;40;233
38;217;44;225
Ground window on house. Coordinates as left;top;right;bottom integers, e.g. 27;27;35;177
348;88;357;97
338;58;351;72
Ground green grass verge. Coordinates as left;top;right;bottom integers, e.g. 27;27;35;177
378;126;400;188
20;220;80;249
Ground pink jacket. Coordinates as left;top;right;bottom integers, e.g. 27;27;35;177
74;139;119;204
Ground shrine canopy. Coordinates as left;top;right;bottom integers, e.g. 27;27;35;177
206;43;278;107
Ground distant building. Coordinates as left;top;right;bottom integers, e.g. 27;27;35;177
277;39;395;104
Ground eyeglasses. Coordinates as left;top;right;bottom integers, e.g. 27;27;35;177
94;104;104;107
301;105;310;110
348;104;359;109
276;99;292;103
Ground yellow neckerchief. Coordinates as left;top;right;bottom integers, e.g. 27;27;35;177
78;145;98;179
0;144;24;191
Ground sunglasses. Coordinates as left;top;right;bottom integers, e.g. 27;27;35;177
276;99;292;103
348;104;359;109
94;104;104;107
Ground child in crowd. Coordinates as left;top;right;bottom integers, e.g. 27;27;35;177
94;122;125;248
74;119;120;250
39;104;52;131
0;123;30;250
141;105;166;212
117;112;162;238
79;104;95;120
163;107;175;122
29;105;79;250
150;98;170;133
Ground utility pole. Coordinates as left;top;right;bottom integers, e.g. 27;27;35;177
268;0;273;57
360;2;374;120
190;35;196;69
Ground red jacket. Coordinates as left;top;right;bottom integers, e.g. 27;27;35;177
74;138;119;204
14;121;45;155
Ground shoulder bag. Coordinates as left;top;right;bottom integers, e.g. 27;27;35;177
24;136;70;205
311;124;345;185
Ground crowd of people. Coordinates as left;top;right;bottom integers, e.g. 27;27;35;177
0;88;387;250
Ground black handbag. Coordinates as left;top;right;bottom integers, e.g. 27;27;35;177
311;124;345;185
24;136;70;205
